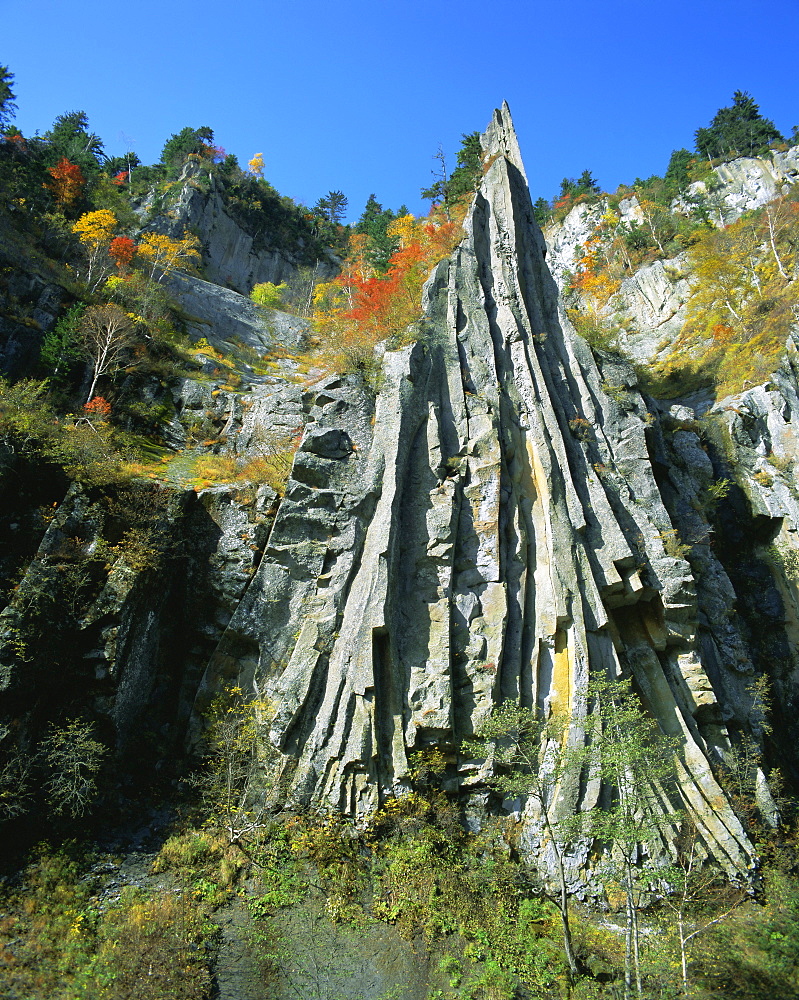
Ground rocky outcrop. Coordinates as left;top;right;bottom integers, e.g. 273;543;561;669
5;107;798;895
191;105;761;887
0;266;65;378
608;256;694;363
682;146;799;225
543;200;605;289
144;159;337;295
167;272;309;355
545;146;799;365
0;478;279;765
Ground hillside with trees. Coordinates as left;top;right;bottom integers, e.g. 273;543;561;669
1;70;799;1000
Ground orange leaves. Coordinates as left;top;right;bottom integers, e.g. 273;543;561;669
84;396;112;419
711;323;736;344
349;215;459;338
572;230;621;307
46;157;85;208
338;216;452;341
108;236;136;272
313;211;462;375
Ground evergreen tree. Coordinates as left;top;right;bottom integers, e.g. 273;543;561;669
0;64;16;129
355;193;398;271
447;131;483;202
421;133;483;215
559;170;600;200
463;703;583;982
581;675;681;999
695;90;784;159
160;125;214;178
664;148;693;196
43;111;104;176
532;196;551;225
313;189;348;225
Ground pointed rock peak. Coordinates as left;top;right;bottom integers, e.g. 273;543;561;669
481;101;527;181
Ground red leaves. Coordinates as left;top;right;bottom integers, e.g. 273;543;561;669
340;233;441;339
108;236;136;271
112;170;129;186
46;157;85;207
84;396;112;419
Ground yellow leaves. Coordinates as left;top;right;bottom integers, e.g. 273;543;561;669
312;280;346;313
572;230;621;307
250;281;286;308
247;152;264;178
653;198;799;397
386;213;419;249
136;231;201;282
72;209;117;251
600;208;620;230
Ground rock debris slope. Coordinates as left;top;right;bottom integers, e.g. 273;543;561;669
199;105;756;882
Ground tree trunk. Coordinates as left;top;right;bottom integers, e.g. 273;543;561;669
767;210;789;280
624;907;632;1000
558;876;580;982
85;367;99;406
679;912;689;994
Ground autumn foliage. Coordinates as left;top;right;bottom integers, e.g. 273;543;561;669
47;157;85;208
84;395;112;419
570;227;622;307
313;212;461;374
136;232;201;282
108;236;136;271
72;209;118;291
649;191;799;395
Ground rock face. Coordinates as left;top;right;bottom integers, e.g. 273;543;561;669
0;479;279;759
145;159;337;295
684;146;799;225
5;106;799;894
0;265;65;378
545;146;799;365
607;256;694;363
543;200;605;290
166;272;310;354
193;105;762;886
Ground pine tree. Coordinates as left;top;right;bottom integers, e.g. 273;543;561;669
43;110;104;176
695;90;784;159
0;64;16;129
355;194;398;271
313;189;348;225
581;676;681;999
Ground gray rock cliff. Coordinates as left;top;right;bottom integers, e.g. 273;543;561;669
5;108;799;895
192;106;763;885
545;146;799;365
144;158;337;294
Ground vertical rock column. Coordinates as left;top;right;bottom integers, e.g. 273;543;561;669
205;104;755;882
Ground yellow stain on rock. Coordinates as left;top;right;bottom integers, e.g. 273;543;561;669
551;627;572;719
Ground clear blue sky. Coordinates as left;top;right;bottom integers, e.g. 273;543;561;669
3;0;797;223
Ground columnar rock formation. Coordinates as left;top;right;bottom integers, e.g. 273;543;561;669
6;105;796;891
197;106;757;883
